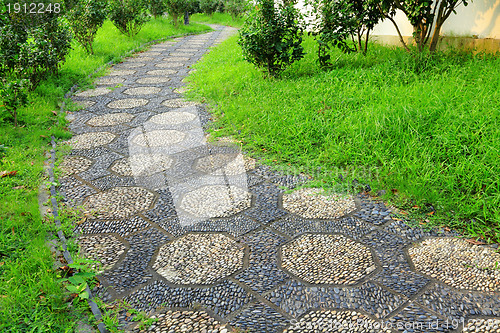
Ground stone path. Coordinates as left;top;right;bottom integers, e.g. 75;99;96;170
59;25;500;332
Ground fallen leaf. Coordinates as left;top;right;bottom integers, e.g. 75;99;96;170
426;211;435;215
412;205;420;209
77;216;87;225
51;110;58;116
443;227;451;232
465;238;486;245
0;170;17;178
40;135;48;138
13;186;25;190
391;188;398;194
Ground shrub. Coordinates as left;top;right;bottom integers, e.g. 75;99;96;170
305;0;383;68
0;0;72;88
224;0;247;19
67;0;108;54
149;0;167;18
199;0;218;16
0;78;29;127
238;0;304;77
108;0;150;37
165;0;194;27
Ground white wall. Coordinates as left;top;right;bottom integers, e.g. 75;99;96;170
371;0;500;39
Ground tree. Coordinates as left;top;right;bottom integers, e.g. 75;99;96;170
0;0;71;126
0;0;72;87
224;0;248;19
305;0;383;67
67;0;108;54
165;0;192;27
200;0;218;16
108;0;150;37
378;0;470;52
149;0;167;18
238;0;305;77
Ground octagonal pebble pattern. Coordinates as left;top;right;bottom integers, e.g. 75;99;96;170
123;87;161;95
96;77;125;85
129;56;153;62
134;310;229;333
66;132;116;149
132;129;186;147
149;111;196;125
163;57;189;62
110;154;173;177
409;238;500;291
282;188;356;219
179;185;252;218
136;77;171;84
281;234;376;285
108;98;148;109
58;27;500;333
76;100;95;108
75;87;112;97
152;233;245;285
161;98;198;108
87;113;134;127
83;187;155;219
78;234;126;272
155;62;185;68
59;155;93;176
195;154;255;176
283;309;391;332
146;69;177;76
109;69;136;76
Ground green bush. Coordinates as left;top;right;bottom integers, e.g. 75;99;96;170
224;0;247;18
67;0;108;54
165;0;192;27
0;78;29;126
238;0;304;77
149;0;167;18
199;0;218;16
108;0;150;36
0;0;72;88
305;0;383;68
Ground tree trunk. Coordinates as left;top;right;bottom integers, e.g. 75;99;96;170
172;13;178;28
429;22;444;52
364;29;370;55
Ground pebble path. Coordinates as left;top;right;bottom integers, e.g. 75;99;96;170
57;25;500;332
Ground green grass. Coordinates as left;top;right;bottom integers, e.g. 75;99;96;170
187;35;500;242
191;12;244;28
0;18;211;332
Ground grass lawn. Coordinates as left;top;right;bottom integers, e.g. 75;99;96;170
0;17;211;332
186;35;500;242
191;13;244;28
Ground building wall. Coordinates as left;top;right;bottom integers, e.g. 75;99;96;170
297;0;500;52
371;0;500;39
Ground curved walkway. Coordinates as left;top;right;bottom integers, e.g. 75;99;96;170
59;25;500;332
